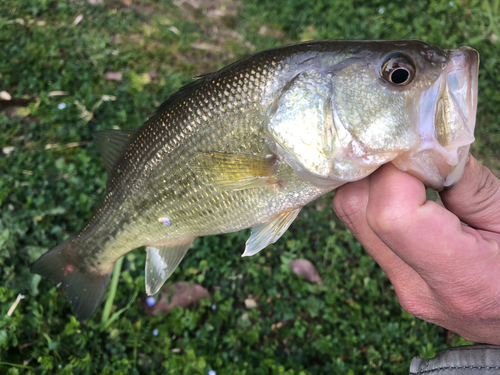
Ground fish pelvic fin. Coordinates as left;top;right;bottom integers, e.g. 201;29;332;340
243;207;301;257
30;237;112;322
191;151;279;191
145;238;196;295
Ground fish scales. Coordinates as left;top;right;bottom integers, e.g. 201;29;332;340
81;56;329;263
74;47;339;261
31;40;479;321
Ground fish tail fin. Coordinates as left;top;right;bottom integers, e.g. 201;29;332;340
31;237;112;322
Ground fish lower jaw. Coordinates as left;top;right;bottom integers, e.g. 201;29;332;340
417;135;473;166
392;143;471;190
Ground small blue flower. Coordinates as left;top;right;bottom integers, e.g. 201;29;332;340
211;304;216;311
153;329;158;336
57;103;66;109
208;370;216;375
124;67;129;73
146;296;156;306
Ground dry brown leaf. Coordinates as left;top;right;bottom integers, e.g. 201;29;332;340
0;91;12;100
6;19;25;25
7;294;25;316
45;141;89;151
169;26;180;35
271;321;283;331
290;259;323;283
315;201;328;210
48;91;69;97
257;26;285;39
2;146;15;156
191;42;224;53
244;298;258;309
72;15;84;26
103;72;123;81
143;282;210;316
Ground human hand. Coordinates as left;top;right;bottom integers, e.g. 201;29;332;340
332;155;500;344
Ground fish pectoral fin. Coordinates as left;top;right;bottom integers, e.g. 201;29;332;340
243;207;301;257
145;238;195;295
93;128;139;175
192;151;279;191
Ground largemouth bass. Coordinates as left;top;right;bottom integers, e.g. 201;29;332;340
31;40;479;321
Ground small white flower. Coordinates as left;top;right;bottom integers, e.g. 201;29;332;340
378;8;384;14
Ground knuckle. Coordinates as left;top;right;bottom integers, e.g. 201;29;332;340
333;190;367;234
395;289;439;321
398;296;428;317
366;200;407;237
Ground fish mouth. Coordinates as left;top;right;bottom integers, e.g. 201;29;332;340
442;47;479;149
394;46;479;190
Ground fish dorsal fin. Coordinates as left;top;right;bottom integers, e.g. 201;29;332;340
242;207;301;257
145;238;195;295
93;129;139;175
192;151;279;191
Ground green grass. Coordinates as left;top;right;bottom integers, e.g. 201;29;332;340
1;0;499;373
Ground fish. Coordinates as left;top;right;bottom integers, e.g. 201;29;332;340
31;40;479;322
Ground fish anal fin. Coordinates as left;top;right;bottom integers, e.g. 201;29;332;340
93;128;139;175
243;207;301;257
145;238;195;295
192;151;279;191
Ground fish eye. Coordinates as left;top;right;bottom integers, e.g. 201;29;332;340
381;55;415;86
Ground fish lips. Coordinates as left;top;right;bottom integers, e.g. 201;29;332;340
393;46;479;190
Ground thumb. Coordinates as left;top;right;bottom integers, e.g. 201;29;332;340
440;155;500;233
